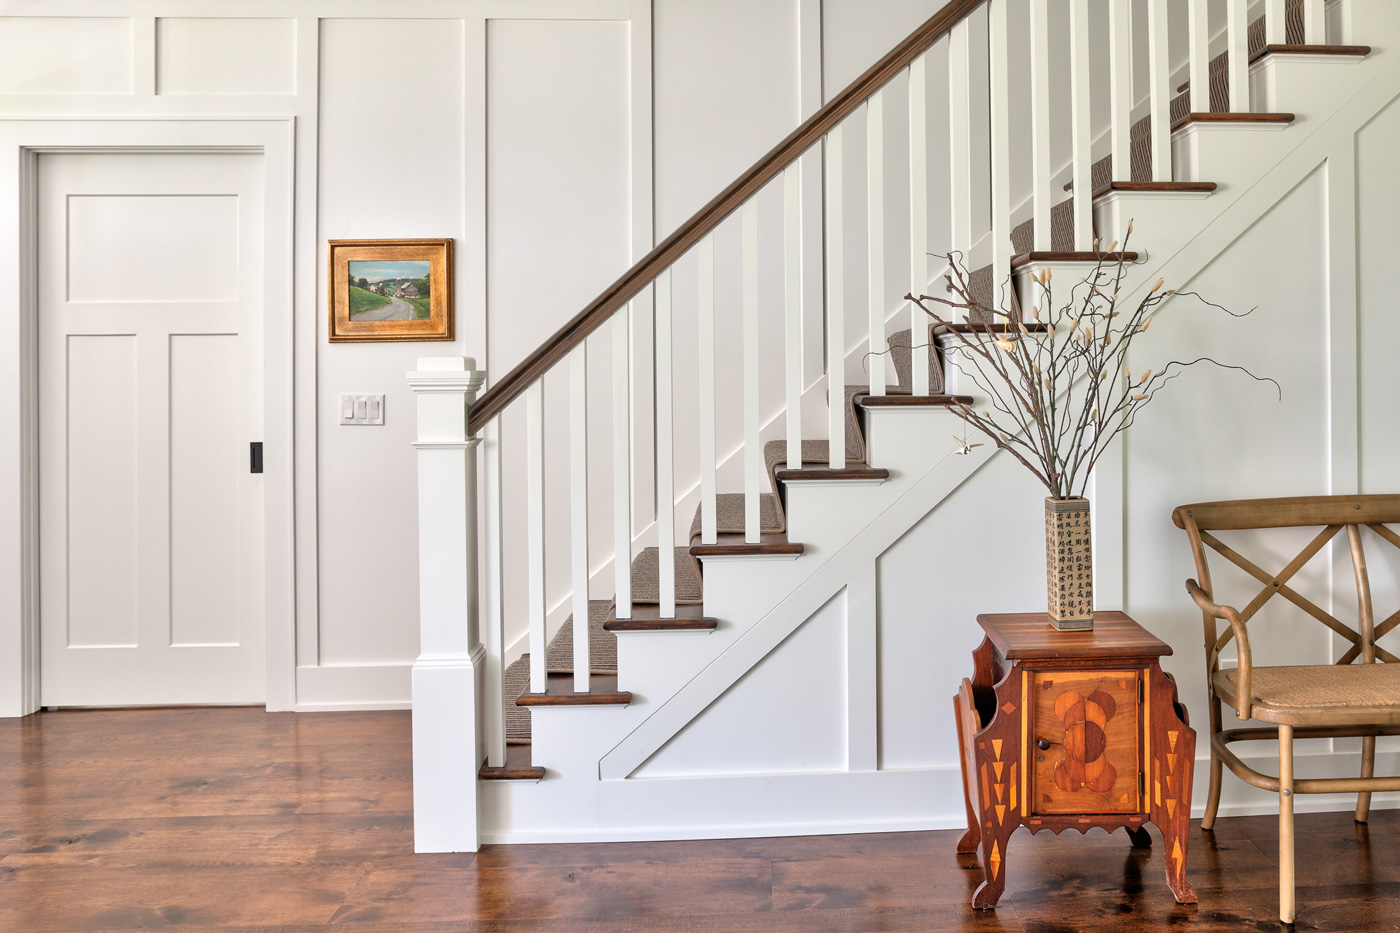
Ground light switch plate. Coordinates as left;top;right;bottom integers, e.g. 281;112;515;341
339;393;384;425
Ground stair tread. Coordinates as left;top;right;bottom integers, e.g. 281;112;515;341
517;674;630;707
604;603;718;632
1010;251;1138;269
479;744;544;781
631;546;704;605
858;393;971;408
1171;111;1295;132
1250;44;1371;64
1093;181;1217;199
776;464;889;482
689;533;805;557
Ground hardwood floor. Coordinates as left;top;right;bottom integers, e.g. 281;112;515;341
2;708;1397;931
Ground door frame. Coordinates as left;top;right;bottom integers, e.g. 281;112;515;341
0;119;297;716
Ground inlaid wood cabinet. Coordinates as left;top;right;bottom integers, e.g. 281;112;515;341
953;612;1197;908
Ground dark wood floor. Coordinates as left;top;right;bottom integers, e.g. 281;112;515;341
2;708;1396;932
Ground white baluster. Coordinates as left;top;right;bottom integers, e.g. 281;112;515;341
409;356;486;852
1070;0;1092;251
743;199;762;543
1266;0;1287;47
1189;0;1211;114
1303;0;1324;44
908;52;930;396
1109;0;1133;181
784;166;804;464
867;89;886;395
482;417;505;768
525;378;546;694
826;123;846;470
949;21;972;269
612;312;631;619
1030;0;1052;253
697;236;717;544
1148;0;1173;180
1227;0;1249;113
988;0;1012;310
568;343;590;694
656;268;677;615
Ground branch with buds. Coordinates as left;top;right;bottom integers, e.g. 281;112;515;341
906;225;1279;499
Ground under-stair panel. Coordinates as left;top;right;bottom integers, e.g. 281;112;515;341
632;587;849;778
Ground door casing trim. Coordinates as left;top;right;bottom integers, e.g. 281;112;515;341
0;118;297;715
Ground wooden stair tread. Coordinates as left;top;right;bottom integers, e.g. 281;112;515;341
934;322;1053;334
1092;181;1217;199
479;744;545;781
1010;251;1138;270
690;533;804;557
604;603;718;632
776;464;890;483
1250;44;1371;64
516;674;630;707
1171;112;1295;132
858;393;972;408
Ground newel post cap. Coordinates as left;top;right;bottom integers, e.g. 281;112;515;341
408;356;485;395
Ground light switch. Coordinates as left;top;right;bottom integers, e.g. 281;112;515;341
339;393;385;426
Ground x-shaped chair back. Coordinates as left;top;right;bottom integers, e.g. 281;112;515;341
1173;495;1400;684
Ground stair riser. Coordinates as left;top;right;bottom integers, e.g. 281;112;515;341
1251;50;1372;117
1171;122;1292;185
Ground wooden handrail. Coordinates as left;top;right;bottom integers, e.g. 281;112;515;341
468;0;987;434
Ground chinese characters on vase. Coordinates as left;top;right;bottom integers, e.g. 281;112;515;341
1044;496;1093;631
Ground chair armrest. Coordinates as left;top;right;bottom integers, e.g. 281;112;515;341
1186;579;1254;720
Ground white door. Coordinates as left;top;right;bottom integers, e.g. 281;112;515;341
38;151;266;706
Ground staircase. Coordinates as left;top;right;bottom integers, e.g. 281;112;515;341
408;0;1396;851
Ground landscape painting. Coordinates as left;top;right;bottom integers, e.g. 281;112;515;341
348;260;432;321
327;239;453;342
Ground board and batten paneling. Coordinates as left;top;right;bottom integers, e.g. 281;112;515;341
157;18;298;96
313;17;468;674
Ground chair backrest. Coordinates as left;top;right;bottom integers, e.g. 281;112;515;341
1172;495;1400;673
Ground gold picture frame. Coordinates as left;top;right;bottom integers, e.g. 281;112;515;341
328;238;453;342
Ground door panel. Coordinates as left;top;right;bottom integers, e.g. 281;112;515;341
1031;670;1141;815
39;151;265;706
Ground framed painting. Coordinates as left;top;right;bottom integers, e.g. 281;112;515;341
327;238;453;342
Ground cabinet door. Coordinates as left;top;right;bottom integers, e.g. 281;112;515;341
1031;670;1141;814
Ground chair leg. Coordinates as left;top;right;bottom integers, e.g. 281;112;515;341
1278;723;1295;925
1202;753;1224;831
1202;701;1224;831
1356;733;1375;823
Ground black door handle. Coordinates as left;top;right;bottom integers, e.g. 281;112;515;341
250;442;263;474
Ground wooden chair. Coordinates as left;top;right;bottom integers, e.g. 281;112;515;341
1173;495;1400;923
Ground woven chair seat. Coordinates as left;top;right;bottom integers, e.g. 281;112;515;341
1214;664;1400;725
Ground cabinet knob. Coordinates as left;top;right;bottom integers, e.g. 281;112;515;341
1037;738;1053;751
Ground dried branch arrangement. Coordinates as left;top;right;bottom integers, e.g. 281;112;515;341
908;226;1277;499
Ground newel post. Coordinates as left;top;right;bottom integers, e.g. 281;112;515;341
408;355;486;853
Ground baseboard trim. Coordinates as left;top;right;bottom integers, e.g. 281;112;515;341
295;662;412;710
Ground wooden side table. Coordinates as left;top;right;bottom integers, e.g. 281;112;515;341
953;611;1197;908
